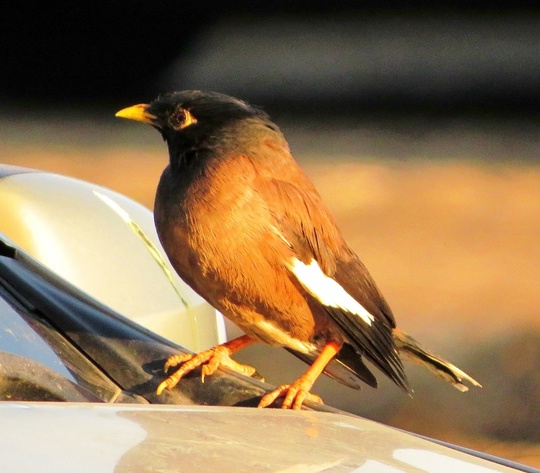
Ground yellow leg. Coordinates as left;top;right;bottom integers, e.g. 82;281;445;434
258;341;341;410
156;335;255;395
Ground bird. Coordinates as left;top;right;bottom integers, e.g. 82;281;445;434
116;90;481;409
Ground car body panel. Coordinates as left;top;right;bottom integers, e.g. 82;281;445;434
0;402;521;473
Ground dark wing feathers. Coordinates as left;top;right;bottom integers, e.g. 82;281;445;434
333;254;396;327
331;255;411;391
325;305;409;392
335;343;378;389
255;170;410;392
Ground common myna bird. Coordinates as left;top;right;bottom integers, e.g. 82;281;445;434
116;91;481;409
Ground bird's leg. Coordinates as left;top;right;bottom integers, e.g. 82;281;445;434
258;341;341;410
156;335;256;395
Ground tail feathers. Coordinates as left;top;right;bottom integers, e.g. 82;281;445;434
393;329;482;392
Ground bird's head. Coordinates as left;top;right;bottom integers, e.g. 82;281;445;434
116;91;271;166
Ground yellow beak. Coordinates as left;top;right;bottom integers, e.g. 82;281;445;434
115;104;158;125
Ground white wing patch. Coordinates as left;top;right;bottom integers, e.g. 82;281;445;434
289;258;374;326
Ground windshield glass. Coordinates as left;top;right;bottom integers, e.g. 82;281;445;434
0;286;121;402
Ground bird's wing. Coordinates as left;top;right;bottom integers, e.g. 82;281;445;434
255;172;409;392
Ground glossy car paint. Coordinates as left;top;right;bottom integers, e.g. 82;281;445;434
0;403;521;473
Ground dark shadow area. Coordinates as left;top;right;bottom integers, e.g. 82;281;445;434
2;5;540;119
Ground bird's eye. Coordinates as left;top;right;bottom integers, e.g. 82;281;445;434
170;109;187;130
170;108;198;130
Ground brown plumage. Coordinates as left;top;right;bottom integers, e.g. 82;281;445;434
116;91;481;409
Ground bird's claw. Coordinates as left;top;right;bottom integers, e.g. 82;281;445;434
156;377;176;395
163;353;194;373
156;344;258;395
258;383;324;410
157;351;216;394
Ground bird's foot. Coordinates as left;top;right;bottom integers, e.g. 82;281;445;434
258;340;340;409
156;340;257;395
258;379;324;410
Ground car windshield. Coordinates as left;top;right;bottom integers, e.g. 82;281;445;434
0;284;122;402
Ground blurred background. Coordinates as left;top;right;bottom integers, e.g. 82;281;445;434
1;2;539;468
